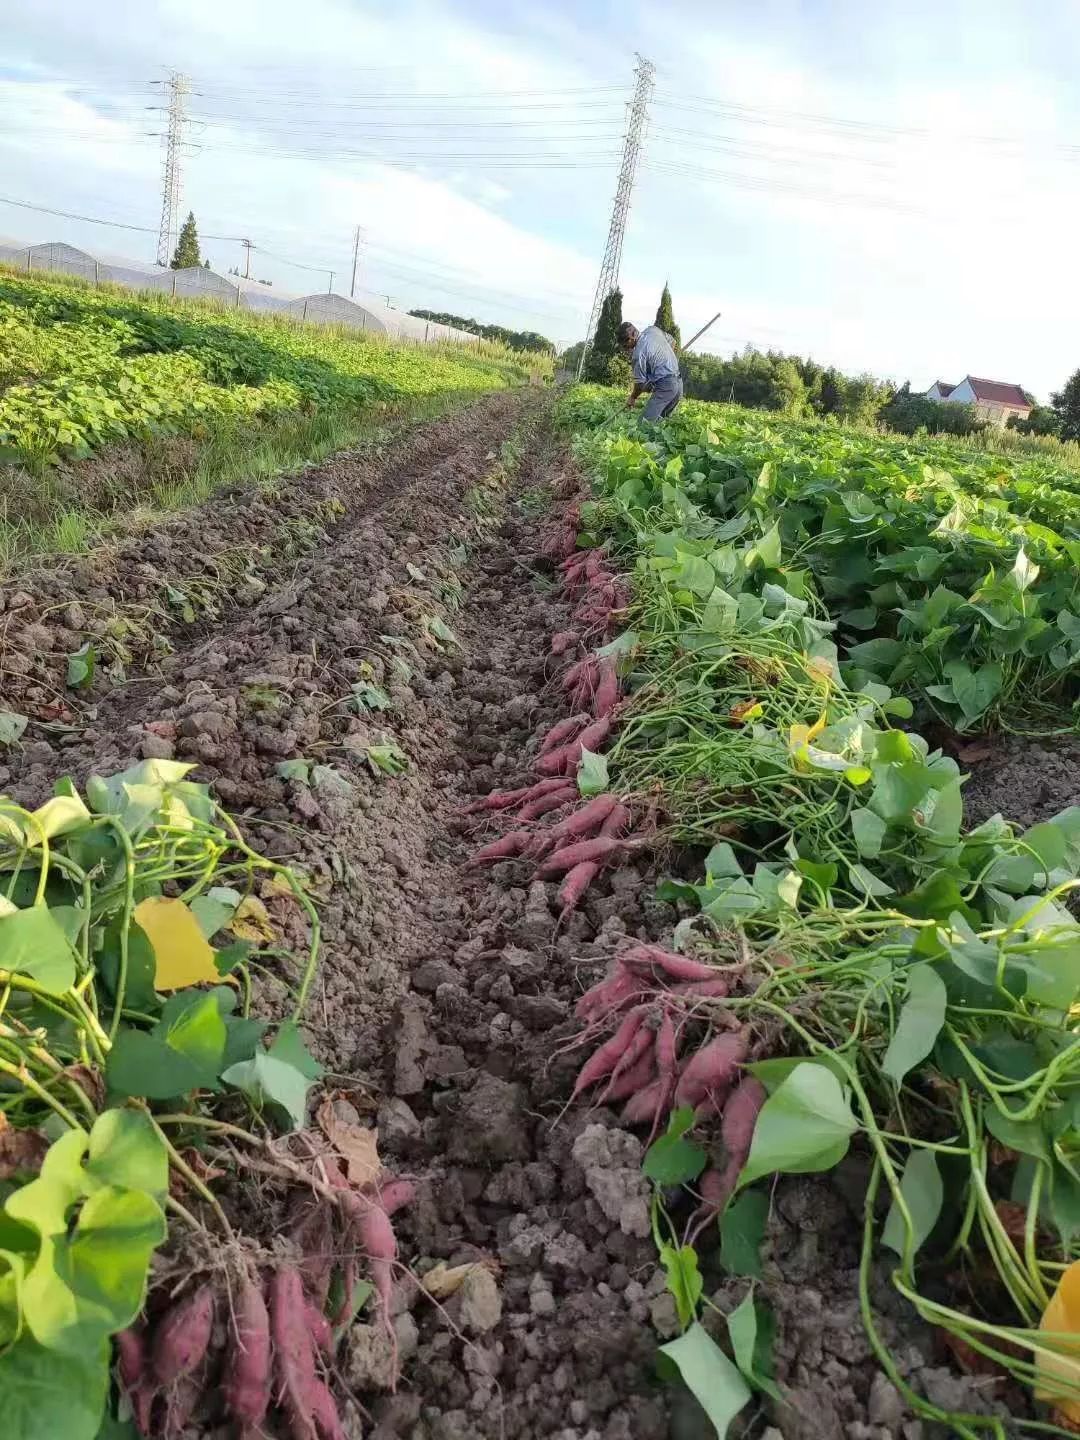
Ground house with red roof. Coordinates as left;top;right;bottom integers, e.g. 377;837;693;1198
925;376;1032;427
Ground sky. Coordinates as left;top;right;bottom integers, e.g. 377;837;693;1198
2;0;1080;398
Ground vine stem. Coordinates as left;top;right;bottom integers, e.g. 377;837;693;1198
155;1113;342;1203
0;1055;81;1129
165;1194;208;1232
106;818;137;1044
217;811;321;1019
859;1159;1001;1440
145;1112;234;1238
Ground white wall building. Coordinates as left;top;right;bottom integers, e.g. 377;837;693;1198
926;375;1033;427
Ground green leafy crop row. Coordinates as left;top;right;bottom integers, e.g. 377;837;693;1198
0;270;532;467
0;758;321;1439
563;387;1080;732
560;386;1080;1437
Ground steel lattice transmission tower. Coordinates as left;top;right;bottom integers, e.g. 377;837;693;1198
577;54;655;379
155;71;191;267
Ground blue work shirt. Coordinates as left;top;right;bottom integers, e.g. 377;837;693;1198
631;325;679;387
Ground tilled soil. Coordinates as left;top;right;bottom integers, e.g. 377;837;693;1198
961;734;1080;830
0;399;1020;1440
0;392;518;731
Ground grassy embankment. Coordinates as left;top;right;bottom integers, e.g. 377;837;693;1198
0;265;546;572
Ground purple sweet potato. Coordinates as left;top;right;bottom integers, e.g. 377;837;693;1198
539;714;588;755
601;1042;658;1102
271;1267;321;1440
466;830;532;867
621;946;720;984
515;784;577;821
574;714;613;755
115;1327;156;1436
572;1008;646;1097
548;792;620;841
309;1378;349;1440
575;962;641;1020
621;1078;665;1126
719;1076;766;1162
537;834;630;877
372;1177;416;1218
223;1278;272;1427
151;1283;214;1386
599;1022;655;1099
673;1031;748;1110
116;1326;146;1390
592;659;621;718
558;860;600;919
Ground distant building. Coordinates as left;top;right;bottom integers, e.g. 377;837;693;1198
926;376;1032;427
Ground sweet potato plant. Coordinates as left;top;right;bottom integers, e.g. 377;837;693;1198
558;386;1080;1437
0;758;396;1439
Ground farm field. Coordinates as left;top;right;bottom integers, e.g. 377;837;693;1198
0;267;538;570
3;379;1080;1440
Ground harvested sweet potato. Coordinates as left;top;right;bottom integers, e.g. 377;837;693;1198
151;1283;214;1386
673;1031;748;1110
223;1277;272;1427
271;1267;321;1440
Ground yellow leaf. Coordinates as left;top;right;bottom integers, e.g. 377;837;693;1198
0;794;90;847
135;896;221;991
421;1259;499;1300
1037;1258;1080;1419
422;1262;482;1300
845;767;872;786
229;896;276;944
29;793;91;841
805;655;834;688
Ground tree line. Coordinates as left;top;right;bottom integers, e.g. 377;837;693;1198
563;282;1080;443
563;284;893;422
408;310;554;354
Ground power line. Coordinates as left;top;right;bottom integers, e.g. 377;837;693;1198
652;91;1080;157
641;158;938;220
191;86;628;105
0;193;158;235
0;192;246;242
359;240;587;305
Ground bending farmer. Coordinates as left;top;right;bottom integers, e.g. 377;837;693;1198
618;320;683;420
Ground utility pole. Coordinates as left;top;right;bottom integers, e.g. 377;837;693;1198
154;70;191;267
577;53;654;380
241;238;254;280
350;226;365;299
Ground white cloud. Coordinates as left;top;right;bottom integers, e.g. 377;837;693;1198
3;0;1080;385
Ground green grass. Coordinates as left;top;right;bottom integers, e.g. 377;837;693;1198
0;388;480;575
0;261;546;573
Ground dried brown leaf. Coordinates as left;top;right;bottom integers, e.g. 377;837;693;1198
229;895;277;944
956;739;996;763
64;1063;105;1108
0;1117;49;1180
421;1260;498;1300
316;1094;382;1189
